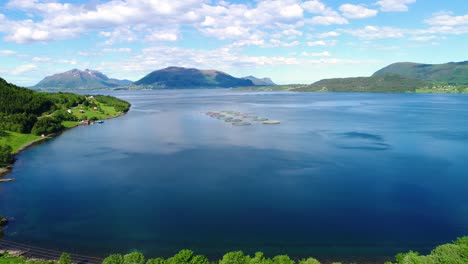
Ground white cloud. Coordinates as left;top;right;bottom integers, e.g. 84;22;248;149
103;48;132;53
307;9;348;25
376;0;416;12
339;4;378;19
32;56;52;62
307;40;337;46
343;26;404;39
147;31;178;42
410;35;438;42
307;40;326;46
302;0;326;14
316;31;341;38
424;12;468;27
269;39;300;47
280;4;304;18
99;27;137;45
0;50;16;55
301;51;331;57
11;64;37;75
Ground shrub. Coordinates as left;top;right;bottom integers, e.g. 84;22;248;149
124;252;145;264
59;253;71;264
220;251;250;264
103;254;124;264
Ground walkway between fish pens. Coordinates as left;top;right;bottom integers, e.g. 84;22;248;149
0;239;103;264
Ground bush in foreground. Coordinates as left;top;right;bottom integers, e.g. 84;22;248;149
1;236;467;264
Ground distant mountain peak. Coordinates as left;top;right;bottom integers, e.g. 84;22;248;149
134;66;254;88
242;76;276;86
33;69;132;90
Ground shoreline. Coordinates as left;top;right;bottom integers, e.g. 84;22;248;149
0;111;128;180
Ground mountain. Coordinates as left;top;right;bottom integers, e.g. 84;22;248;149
293;74;430;93
134;67;254;88
373;61;468;85
242;76;276;86
33;69;132;90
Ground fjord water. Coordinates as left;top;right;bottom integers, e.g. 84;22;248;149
1;90;468;259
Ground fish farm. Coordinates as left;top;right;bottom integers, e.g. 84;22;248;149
205;111;281;126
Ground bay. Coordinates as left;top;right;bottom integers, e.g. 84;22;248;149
1;90;468;260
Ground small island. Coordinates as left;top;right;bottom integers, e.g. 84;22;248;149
0;77;131;179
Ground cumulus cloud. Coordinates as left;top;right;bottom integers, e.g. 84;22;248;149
307;8;348;25
11;64;37;75
103;48;132;53
307;40;337;46
343;26;404;39
339;4;378;19
376;0;416;12
0;0;353;49
316;31;341;38
424;12;468;27
104;45;301;76
302;0;326;14
301;51;331;57
0;50;16;55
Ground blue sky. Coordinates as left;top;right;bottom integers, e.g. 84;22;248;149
0;0;467;86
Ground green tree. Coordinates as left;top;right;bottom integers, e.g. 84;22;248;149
0;145;13;164
429;243;468;264
58;253;71;264
103;254;124;264
31;117;63;135
53;110;76;122
220;251;250;264
124;252;145;264
190;255;209;264
166;250;194;264
146;258;166;264
298;258;321;264
250;252;271;264
272;255;294;264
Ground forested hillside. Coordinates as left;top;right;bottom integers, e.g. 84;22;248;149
0;77;130;166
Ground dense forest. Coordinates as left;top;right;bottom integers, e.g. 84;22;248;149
0;77;130;166
0;236;467;264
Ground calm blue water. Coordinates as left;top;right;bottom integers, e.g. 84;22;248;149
1;90;468;260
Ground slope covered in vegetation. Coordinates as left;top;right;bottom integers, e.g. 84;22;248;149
0;77;130;167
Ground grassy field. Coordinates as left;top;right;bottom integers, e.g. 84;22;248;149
70;101;119;121
0;131;41;153
61;121;79;128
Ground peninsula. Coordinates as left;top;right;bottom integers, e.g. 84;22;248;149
0;77;131;178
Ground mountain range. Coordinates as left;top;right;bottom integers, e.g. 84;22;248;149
33;67;275;90
30;60;468;91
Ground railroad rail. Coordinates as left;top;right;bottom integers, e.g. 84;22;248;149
0;239;103;264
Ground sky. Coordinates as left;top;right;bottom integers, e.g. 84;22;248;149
0;0;467;86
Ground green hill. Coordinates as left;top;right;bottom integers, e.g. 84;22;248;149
134;67;254;88
293;74;430;93
0;77;130;167
33;69;132;90
373;61;468;85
